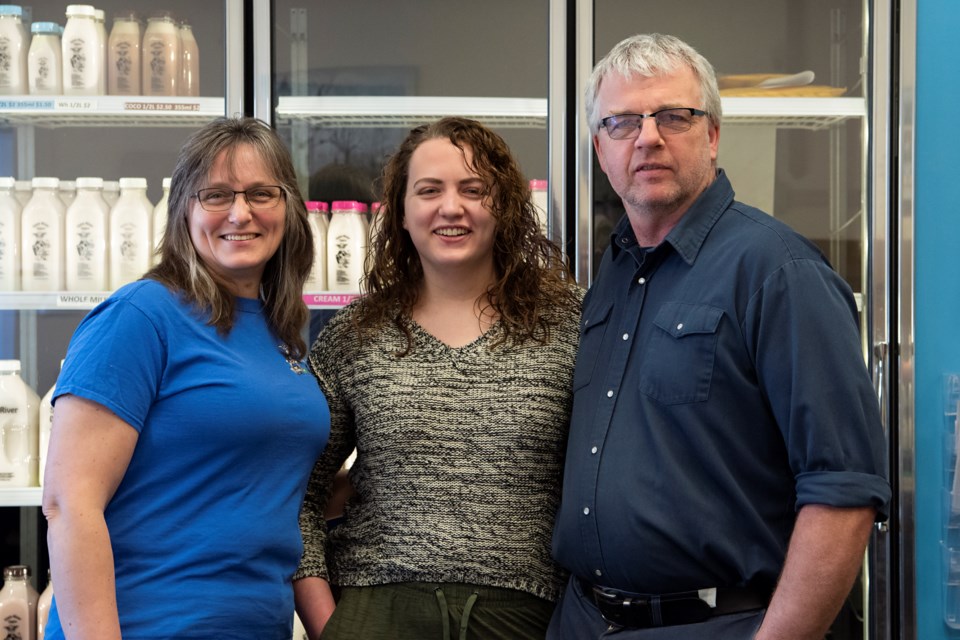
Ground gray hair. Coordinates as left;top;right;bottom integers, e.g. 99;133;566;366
586;33;722;133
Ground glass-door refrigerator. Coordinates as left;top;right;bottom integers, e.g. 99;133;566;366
0;0;243;592
571;1;909;639
264;0;564;318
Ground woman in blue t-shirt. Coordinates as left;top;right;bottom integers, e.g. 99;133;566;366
42;117;330;640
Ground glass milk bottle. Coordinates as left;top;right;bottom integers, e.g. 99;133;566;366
38;359;61;487
0;5;27;94
107;11;140;95
62;4;102;95
94;8;106;94
178;21;198;97
28;21;63;95
304;201;326;292
0;176;20;291
0;360;40;487
327;200;367;293
141;12;179;96
529;179;548;235
0;565;38;640
152;176;170;265
21;177;65;291
65;177;109;291
36;570;52;640
109;177;151;290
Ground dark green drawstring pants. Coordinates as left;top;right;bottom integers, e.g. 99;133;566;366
320;582;554;640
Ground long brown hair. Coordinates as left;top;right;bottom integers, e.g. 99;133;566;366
147;116;313;359
357;116;576;352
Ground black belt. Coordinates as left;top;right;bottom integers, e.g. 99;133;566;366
577;577;770;629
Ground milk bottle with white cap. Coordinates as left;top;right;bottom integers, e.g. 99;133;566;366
38;359;62;487
0;565;38;639
152;176;170;265
94;8;106;94
304;201;326;291
28;21;63;95
62;4;102;95
0;177;20;291
142;11;179;96
21;177;65;291
109;177;152;289
327;200;367;292
107;10;140;95
0;360;39;487
65;177;109;291
0;5;28;95
179;21;198;97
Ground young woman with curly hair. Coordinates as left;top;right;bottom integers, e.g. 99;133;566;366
295;117;582;639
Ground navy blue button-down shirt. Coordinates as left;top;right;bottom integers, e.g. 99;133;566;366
552;171;890;594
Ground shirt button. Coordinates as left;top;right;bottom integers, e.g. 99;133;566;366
595;569;603;577
583;506;590;515
591;446;598;454
677;323;684;331
638;277;646;285
622;333;629;340
606;390;614;398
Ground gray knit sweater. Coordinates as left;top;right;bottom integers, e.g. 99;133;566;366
296;290;582;602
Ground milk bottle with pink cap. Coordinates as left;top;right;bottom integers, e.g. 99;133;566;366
327;200;367;292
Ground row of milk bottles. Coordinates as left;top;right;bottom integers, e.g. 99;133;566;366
0;176;169;291
0;4;199;96
0;565;54;640
308;200;380;294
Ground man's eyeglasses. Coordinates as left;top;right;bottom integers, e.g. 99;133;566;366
193;185;286;212
599;108;708;140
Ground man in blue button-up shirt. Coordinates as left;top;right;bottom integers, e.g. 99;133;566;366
548;34;890;640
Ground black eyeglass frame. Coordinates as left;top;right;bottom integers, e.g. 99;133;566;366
599;108;709;139
191;185;287;212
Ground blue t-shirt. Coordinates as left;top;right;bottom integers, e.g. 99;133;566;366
552;171;890;593
45;280;330;640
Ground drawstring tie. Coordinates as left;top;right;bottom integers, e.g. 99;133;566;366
434;587;480;640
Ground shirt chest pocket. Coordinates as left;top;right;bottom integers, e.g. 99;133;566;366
572;299;613;391
639;302;724;405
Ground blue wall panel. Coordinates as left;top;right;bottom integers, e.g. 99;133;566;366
916;1;960;637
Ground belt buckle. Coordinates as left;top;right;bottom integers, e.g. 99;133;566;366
592;587;653;628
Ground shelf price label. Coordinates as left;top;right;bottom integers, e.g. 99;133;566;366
54;99;98;111
0;98;56;110
302;293;358;308
123;101;201;112
57;293;108;307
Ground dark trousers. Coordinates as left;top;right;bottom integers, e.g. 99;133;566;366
321;582;554;640
546;576;766;639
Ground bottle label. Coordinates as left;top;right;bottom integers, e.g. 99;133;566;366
29;220;52;278
68;37;88;88
35;55;52;89
114;41;132;90
334;234;352;286
148;41;166;92
0;35;14;88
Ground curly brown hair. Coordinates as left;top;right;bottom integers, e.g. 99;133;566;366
356;116;577;353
